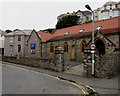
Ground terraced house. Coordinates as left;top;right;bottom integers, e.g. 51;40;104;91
4;29;32;57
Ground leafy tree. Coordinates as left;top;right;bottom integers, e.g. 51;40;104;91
5;29;12;33
43;28;55;33
56;15;79;29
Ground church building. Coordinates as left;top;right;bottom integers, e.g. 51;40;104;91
27;16;119;63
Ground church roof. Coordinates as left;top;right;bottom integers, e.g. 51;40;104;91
35;16;119;42
37;31;54;42
49;28;119;41
52;16;119;38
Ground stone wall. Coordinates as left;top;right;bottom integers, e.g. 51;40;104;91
27;31;41;57
42;38;89;63
85;52;120;78
2;56;64;72
42;33;118;65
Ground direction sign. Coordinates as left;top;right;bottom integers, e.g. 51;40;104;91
90;43;96;49
84;48;92;54
91;50;95;53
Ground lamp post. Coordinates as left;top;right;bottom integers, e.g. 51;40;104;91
85;4;95;76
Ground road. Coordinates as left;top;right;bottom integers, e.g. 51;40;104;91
2;64;84;94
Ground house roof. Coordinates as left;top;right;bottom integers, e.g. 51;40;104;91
104;1;118;6
57;14;66;19
82;11;92;15
22;30;33;35
5;29;33;36
0;29;6;35
37;31;54;42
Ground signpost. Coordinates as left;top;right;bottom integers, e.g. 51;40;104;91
84;49;91;54
55;47;64;71
83;44;96;76
83;45;96;54
90;43;96;50
30;43;36;54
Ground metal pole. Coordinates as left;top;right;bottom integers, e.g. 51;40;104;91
91;11;95;75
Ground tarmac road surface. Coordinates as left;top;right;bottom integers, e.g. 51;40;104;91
2;64;84;94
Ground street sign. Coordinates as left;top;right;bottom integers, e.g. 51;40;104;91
30;43;36;49
90;43;96;49
84;48;92;54
55;47;64;54
31;49;35;54
91;50;95;53
84;48;96;54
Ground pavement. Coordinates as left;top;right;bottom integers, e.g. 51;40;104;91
1;61;119;95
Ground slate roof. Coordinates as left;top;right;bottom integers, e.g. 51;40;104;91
104;1;118;6
5;29;33;36
0;29;6;35
82;11;92;15
57;14;66;19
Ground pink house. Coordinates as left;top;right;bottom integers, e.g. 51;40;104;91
4;29;33;56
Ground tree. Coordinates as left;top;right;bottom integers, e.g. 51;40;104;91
43;28;55;33
56;15;79;29
5;29;12;33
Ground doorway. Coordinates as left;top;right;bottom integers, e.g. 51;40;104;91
95;39;105;56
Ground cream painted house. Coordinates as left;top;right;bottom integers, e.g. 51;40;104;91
94;1;120;21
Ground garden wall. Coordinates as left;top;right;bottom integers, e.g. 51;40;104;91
2;56;63;72
85;52;120;78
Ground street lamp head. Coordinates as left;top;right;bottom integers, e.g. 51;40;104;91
85;5;92;11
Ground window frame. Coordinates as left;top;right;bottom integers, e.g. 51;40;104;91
18;35;21;41
50;43;54;53
80;40;87;53
18;44;21;53
63;42;68;53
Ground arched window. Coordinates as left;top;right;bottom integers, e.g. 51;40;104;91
80;40;87;53
64;42;68;52
55;41;59;48
18;44;21;53
50;43;54;53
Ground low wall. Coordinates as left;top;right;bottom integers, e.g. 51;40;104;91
95;52;119;78
2;56;63;72
85;52;120;78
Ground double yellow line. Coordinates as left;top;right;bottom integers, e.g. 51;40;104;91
3;63;87;95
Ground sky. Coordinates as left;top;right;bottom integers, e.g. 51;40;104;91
0;0;120;31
